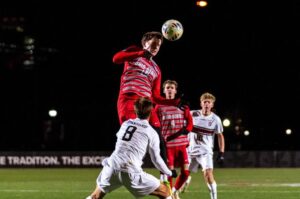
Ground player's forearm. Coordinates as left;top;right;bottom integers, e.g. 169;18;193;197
149;150;172;176
218;134;225;152
152;94;179;106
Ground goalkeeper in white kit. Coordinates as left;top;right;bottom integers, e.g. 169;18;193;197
86;97;177;199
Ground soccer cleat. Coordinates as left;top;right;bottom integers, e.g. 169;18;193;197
163;180;172;195
85;196;92;199
179;175;192;193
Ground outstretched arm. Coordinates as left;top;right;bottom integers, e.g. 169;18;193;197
149;131;172;176
112;45;148;64
152;75;179;106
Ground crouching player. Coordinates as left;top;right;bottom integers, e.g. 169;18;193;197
86;97;177;199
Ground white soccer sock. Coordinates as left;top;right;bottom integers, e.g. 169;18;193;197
160;174;168;182
207;182;217;199
160;174;164;181
165;196;173;199
172;187;177;193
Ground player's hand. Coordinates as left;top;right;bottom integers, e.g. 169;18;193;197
181;128;189;135
143;50;152;59
171;169;178;178
216;152;225;164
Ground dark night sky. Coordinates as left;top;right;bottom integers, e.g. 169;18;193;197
1;0;300;151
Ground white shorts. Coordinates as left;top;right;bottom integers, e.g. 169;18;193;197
96;165;160;198
188;153;213;172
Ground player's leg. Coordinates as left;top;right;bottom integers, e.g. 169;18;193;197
151;183;173;199
166;147;175;187
122;170;173;199
86;164;121;199
179;175;191;193
173;147;190;198
202;154;217;199
117;94;139;124
178;148;193;193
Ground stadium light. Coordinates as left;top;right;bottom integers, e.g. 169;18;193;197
223;118;231;127
196;1;208;7
244;130;250;136
48;109;57;118
285;129;292;135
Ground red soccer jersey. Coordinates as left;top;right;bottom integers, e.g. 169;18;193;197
113;46;179;106
155;105;193;147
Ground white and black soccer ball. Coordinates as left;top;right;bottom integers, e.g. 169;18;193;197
161;19;183;41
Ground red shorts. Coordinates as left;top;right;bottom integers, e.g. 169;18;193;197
167;145;189;168
117;93;138;124
117;93;161;127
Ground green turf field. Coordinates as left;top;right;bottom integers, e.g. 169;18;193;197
1;168;300;199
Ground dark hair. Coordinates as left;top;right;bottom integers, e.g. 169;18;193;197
141;31;164;46
134;97;153;119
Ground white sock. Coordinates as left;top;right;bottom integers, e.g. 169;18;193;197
172;187;177;193
160;174;168;182
207;182;217;199
160;174;164;181
165;196;173;199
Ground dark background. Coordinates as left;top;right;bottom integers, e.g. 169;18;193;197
1;0;299;151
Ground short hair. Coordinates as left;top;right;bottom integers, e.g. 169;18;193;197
200;92;216;102
134;97;153;119
163;80;178;90
141;31;164;47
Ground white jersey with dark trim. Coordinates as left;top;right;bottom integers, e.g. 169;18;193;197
107;118;171;176
188;110;223;155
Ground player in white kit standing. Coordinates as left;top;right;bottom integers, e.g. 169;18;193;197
183;92;225;199
86;97;177;199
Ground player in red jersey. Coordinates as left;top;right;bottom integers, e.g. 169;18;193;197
113;31;179;125
154;80;193;199
113;31;179;180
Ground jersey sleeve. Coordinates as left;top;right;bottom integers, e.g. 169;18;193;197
149;106;161;128
148;129;172;176
112;45;145;64
183;106;193;132
215;116;224;134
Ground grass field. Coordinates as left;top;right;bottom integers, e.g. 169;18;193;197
1;168;300;199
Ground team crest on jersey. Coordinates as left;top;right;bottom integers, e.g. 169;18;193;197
192;111;200;117
208;119;215;126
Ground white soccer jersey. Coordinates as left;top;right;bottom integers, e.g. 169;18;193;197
107;118;172;176
188;110;223;155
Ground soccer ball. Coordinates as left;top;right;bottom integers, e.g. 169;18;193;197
161;19;183;41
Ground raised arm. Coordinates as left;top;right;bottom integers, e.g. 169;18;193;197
152;75;179;106
112;45;148;64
